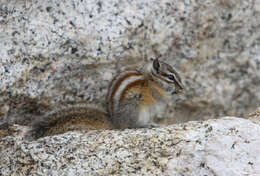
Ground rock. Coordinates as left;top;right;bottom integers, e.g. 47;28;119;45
0;0;259;126
1;115;260;175
1;1;259;175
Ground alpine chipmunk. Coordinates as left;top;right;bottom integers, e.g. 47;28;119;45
30;59;184;139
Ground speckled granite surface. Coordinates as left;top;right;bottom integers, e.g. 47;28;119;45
0;1;260;175
1;114;260;175
0;0;260;126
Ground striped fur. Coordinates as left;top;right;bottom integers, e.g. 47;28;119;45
107;71;144;115
106;59;183;128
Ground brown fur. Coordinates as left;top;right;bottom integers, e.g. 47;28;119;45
109;71;142;101
108;71;142;112
141;82;157;105
119;79;145;101
29;59;183;139
30;105;113;139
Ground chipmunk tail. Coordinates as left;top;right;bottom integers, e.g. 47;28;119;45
27;103;112;140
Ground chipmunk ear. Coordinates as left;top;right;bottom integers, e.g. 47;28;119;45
153;58;160;73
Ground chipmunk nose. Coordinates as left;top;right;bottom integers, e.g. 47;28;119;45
176;88;183;94
172;89;183;95
172;83;184;95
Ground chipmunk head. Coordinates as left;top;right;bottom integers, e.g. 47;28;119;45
145;58;184;95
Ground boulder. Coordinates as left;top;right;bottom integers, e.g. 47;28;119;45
1;113;260;175
0;0;259;126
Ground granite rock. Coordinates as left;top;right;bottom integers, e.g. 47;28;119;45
0;0;260;128
1;114;260;175
1;1;260;175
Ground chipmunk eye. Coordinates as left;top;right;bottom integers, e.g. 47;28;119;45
167;74;175;81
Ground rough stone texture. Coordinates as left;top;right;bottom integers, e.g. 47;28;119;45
1;1;260;175
1;114;260;176
0;0;260;126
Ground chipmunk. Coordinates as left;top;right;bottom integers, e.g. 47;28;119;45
29;59;184;139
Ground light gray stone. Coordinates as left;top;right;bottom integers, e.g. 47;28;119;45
0;0;260;126
1;0;260;175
